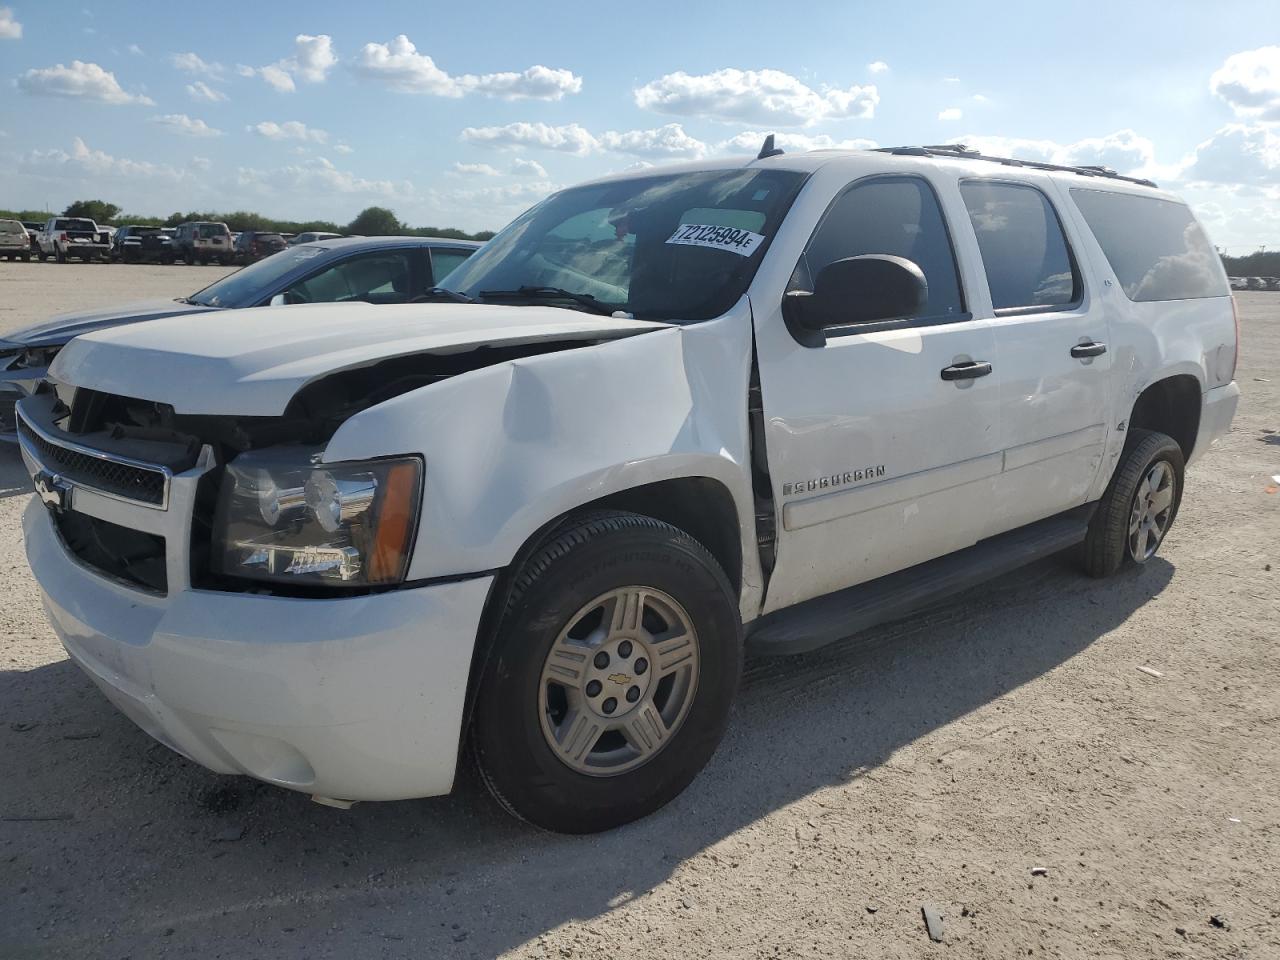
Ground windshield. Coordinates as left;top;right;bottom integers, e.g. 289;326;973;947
188;246;328;307
440;168;807;322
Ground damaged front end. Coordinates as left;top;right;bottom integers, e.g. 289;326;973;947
18;331;631;598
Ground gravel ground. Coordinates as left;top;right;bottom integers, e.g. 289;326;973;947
0;261;1277;959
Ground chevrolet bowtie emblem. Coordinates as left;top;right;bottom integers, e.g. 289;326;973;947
607;673;631;686
33;470;72;514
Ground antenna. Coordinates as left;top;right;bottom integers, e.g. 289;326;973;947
757;134;785;160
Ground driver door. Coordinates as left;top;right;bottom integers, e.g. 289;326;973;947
754;174;1002;613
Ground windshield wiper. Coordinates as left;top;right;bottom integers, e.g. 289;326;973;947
415;286;475;304
477;286;614;315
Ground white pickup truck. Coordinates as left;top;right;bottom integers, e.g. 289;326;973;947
18;143;1238;832
35;216;111;263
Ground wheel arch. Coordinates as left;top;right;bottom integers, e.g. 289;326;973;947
456;475;745;754
1127;373;1201;461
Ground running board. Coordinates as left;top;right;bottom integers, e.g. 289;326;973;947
746;504;1096;657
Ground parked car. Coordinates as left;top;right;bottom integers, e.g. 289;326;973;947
20;222;42;254
0;236;481;440
35;216;110;262
172;221;234;265
1264;277;1280;291
290;231;342;245
0;219;31;261
1229;276;1248;290
14;144;1238;833
111;225;176;264
233;230;287;264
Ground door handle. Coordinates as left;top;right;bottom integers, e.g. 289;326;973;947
940;361;993;381
1071;341;1107;359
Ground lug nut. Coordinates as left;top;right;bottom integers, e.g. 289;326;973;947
626;685;641;703
634;657;648;675
618;640;633;658
593;651;610;669
602;697;618;715
585;679;602;697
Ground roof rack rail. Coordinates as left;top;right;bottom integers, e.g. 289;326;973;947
872;144;1158;188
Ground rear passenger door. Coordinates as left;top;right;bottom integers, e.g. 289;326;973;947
756;174;1003;613
958;179;1112;532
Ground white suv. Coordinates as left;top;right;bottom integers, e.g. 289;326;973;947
18;143;1239;832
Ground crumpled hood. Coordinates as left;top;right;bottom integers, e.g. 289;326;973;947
2;299;217;348
50;301;672;416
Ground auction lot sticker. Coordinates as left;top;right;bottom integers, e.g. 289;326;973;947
666;223;765;257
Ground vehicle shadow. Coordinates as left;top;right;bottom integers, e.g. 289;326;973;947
0;554;1174;957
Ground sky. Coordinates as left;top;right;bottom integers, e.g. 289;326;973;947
1;0;1279;251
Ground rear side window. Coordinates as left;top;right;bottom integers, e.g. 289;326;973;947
429;248;474;284
799;176;965;322
960;181;1079;312
1070;189;1228;301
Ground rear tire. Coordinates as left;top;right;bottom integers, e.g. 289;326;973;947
1082;429;1184;578
471;511;742;833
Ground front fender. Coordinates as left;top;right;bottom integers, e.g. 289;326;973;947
322;299;761;616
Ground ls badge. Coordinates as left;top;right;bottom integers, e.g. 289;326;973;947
33;470;72;514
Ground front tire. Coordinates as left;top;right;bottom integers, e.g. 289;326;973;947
472;511;742;833
1082;429;1184;578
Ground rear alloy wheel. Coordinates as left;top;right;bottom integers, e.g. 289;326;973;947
472;511;742;833
1082;429;1184;577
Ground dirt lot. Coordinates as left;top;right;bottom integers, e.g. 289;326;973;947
0;261;1277;960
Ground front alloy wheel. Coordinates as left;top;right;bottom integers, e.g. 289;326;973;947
472;511;741;833
539;586;699;777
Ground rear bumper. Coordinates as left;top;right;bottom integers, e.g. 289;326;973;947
1189;381;1240;466
23;495;493;801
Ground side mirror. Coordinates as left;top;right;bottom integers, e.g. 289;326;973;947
783;254;928;347
269;293;287;306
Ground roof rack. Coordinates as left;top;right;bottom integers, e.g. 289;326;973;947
872;143;1158;189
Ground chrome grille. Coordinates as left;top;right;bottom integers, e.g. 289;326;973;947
17;412;171;508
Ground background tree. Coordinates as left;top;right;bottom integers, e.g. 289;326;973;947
63;199;121;223
346;206;402;236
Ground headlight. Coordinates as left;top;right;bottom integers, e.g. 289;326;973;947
212;448;422;588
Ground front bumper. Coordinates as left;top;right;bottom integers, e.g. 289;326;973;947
22;482;493;802
1189;381;1240;466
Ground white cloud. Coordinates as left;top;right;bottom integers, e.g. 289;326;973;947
867;61;889;74
972;94;989;103
333;143;354;154
18;61;154;105
151;113;222;137
1210;46;1280;122
635;68;878;126
598;123;709;158
0;6;23;39
291;34;337;83
944;77;961;83
22;137;188;181
353;34;582;100
248;120;329;143
939;107;963;121
952;130;1163;179
186;80;227;103
718;131;877;154
452;161;501;176
128;44;143;56
242;35;337;93
1182;123;1280;186
461;121;598;155
511;157;547;177
169;51;223;76
237;157;408;198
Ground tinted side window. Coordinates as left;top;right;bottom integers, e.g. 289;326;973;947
800;176;964;322
1070;189;1229;301
286;251;415;305
960;181;1079;312
429;248;475;285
